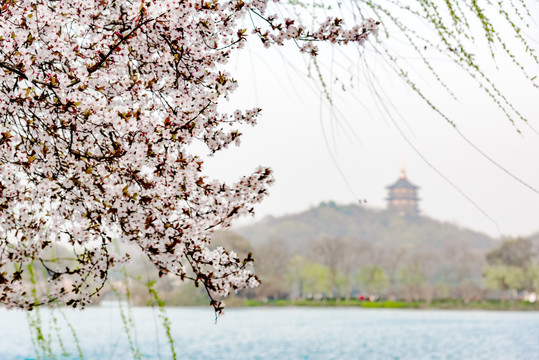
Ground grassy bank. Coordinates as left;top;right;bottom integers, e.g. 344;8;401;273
240;298;539;311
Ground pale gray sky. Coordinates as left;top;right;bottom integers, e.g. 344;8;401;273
203;3;539;238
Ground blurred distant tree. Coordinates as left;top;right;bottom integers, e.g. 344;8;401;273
339;239;367;300
525;264;539;293
252;238;291;300
356;265;390;295
287;256;329;299
484;265;526;302
377;246;408;298
484;238;537;301
443;241;484;299
397;262;427;302
412;250;443;303
312;237;364;299
301;262;330;298
486;238;535;268
311;237;343;299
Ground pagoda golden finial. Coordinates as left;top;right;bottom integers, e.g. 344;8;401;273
400;159;406;179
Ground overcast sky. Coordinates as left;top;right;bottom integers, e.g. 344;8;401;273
202;3;539;238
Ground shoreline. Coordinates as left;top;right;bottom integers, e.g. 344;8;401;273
234;298;539;311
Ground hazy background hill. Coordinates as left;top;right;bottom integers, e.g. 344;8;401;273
88;202;536;306
235;202;496;252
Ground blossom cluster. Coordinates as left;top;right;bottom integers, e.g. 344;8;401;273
251;12;379;55
0;0;377;311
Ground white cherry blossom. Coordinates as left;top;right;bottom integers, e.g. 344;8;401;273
0;0;377;313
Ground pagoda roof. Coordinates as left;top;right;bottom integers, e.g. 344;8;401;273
386;176;419;190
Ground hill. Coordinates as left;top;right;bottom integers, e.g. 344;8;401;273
235;202;496;252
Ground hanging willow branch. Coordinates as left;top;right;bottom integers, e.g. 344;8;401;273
286;0;537;128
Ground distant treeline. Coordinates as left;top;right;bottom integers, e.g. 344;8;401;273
97;203;539;307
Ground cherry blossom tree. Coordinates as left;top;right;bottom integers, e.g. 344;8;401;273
0;0;378;312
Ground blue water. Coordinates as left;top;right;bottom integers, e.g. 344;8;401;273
1;307;538;359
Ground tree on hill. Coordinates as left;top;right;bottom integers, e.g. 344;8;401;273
311;236;365;300
287;255;330;299
236;202;495;251
484;237;538;301
231;202;496;301
442;240;485;299
251;237;292;300
484;265;526;302
356;265;390;296
486;238;535;268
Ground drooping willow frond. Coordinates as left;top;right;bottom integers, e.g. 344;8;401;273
276;0;538;230
285;0;538;128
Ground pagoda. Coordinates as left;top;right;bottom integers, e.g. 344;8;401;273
386;164;420;216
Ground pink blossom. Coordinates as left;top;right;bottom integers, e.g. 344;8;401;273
0;0;377;313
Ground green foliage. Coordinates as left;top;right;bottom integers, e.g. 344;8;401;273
287;0;537;128
483;237;538;300
287;256;330;297
26;263;55;360
236;203;494;251
486;238;534;267
244;297;539;310
484;265;526;292
26;261;84;360
59;311;84;360
527;264;539;292
147;282;177;360
397;263;427;287
51;312;68;358
356;266;390;294
26;309;53;360
110;278;142;360
234;203;497;301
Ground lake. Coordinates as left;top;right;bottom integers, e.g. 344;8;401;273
1;307;538;359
